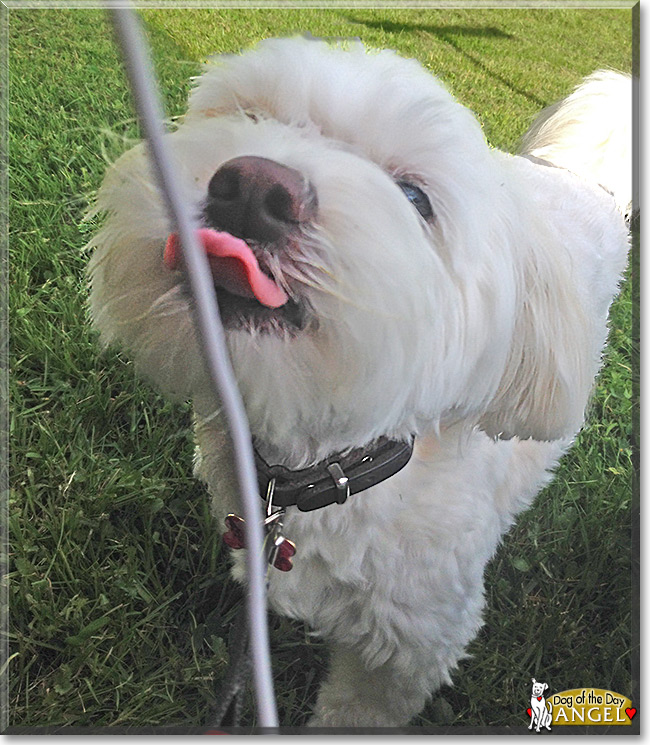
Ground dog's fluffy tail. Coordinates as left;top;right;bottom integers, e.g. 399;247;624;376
520;70;633;219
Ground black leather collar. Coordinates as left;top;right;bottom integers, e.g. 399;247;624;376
254;436;415;512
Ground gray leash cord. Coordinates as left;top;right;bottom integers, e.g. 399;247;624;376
108;4;278;730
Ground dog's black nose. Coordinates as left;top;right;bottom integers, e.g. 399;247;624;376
205;156;317;243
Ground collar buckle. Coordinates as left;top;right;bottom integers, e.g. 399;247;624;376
326;462;350;504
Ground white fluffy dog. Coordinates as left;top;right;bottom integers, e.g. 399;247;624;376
87;38;631;727
529;679;552;732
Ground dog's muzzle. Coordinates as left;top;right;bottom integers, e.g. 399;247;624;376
165;157;318;331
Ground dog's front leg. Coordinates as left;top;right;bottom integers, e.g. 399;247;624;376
308;643;430;728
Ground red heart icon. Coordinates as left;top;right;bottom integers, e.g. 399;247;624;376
527;708;532;718
625;707;637;721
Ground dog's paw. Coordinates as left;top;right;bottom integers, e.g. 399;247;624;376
307;702;407;729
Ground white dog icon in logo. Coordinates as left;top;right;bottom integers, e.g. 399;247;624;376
528;678;553;732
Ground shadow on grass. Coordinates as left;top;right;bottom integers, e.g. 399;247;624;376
344;17;515;39
344;16;547;109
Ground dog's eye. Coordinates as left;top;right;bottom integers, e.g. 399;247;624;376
397;181;434;221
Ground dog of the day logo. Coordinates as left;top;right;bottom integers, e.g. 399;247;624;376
526;680;636;729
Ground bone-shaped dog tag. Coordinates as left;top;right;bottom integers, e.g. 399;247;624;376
265;523;297;572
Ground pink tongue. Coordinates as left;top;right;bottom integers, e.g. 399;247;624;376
163;229;289;309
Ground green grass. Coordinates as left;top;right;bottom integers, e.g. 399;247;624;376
8;5;636;732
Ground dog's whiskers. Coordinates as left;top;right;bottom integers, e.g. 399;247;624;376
149;284;190;315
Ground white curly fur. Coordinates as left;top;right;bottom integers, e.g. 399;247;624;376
87;38;630;727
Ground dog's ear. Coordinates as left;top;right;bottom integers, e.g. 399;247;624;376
479;220;603;442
